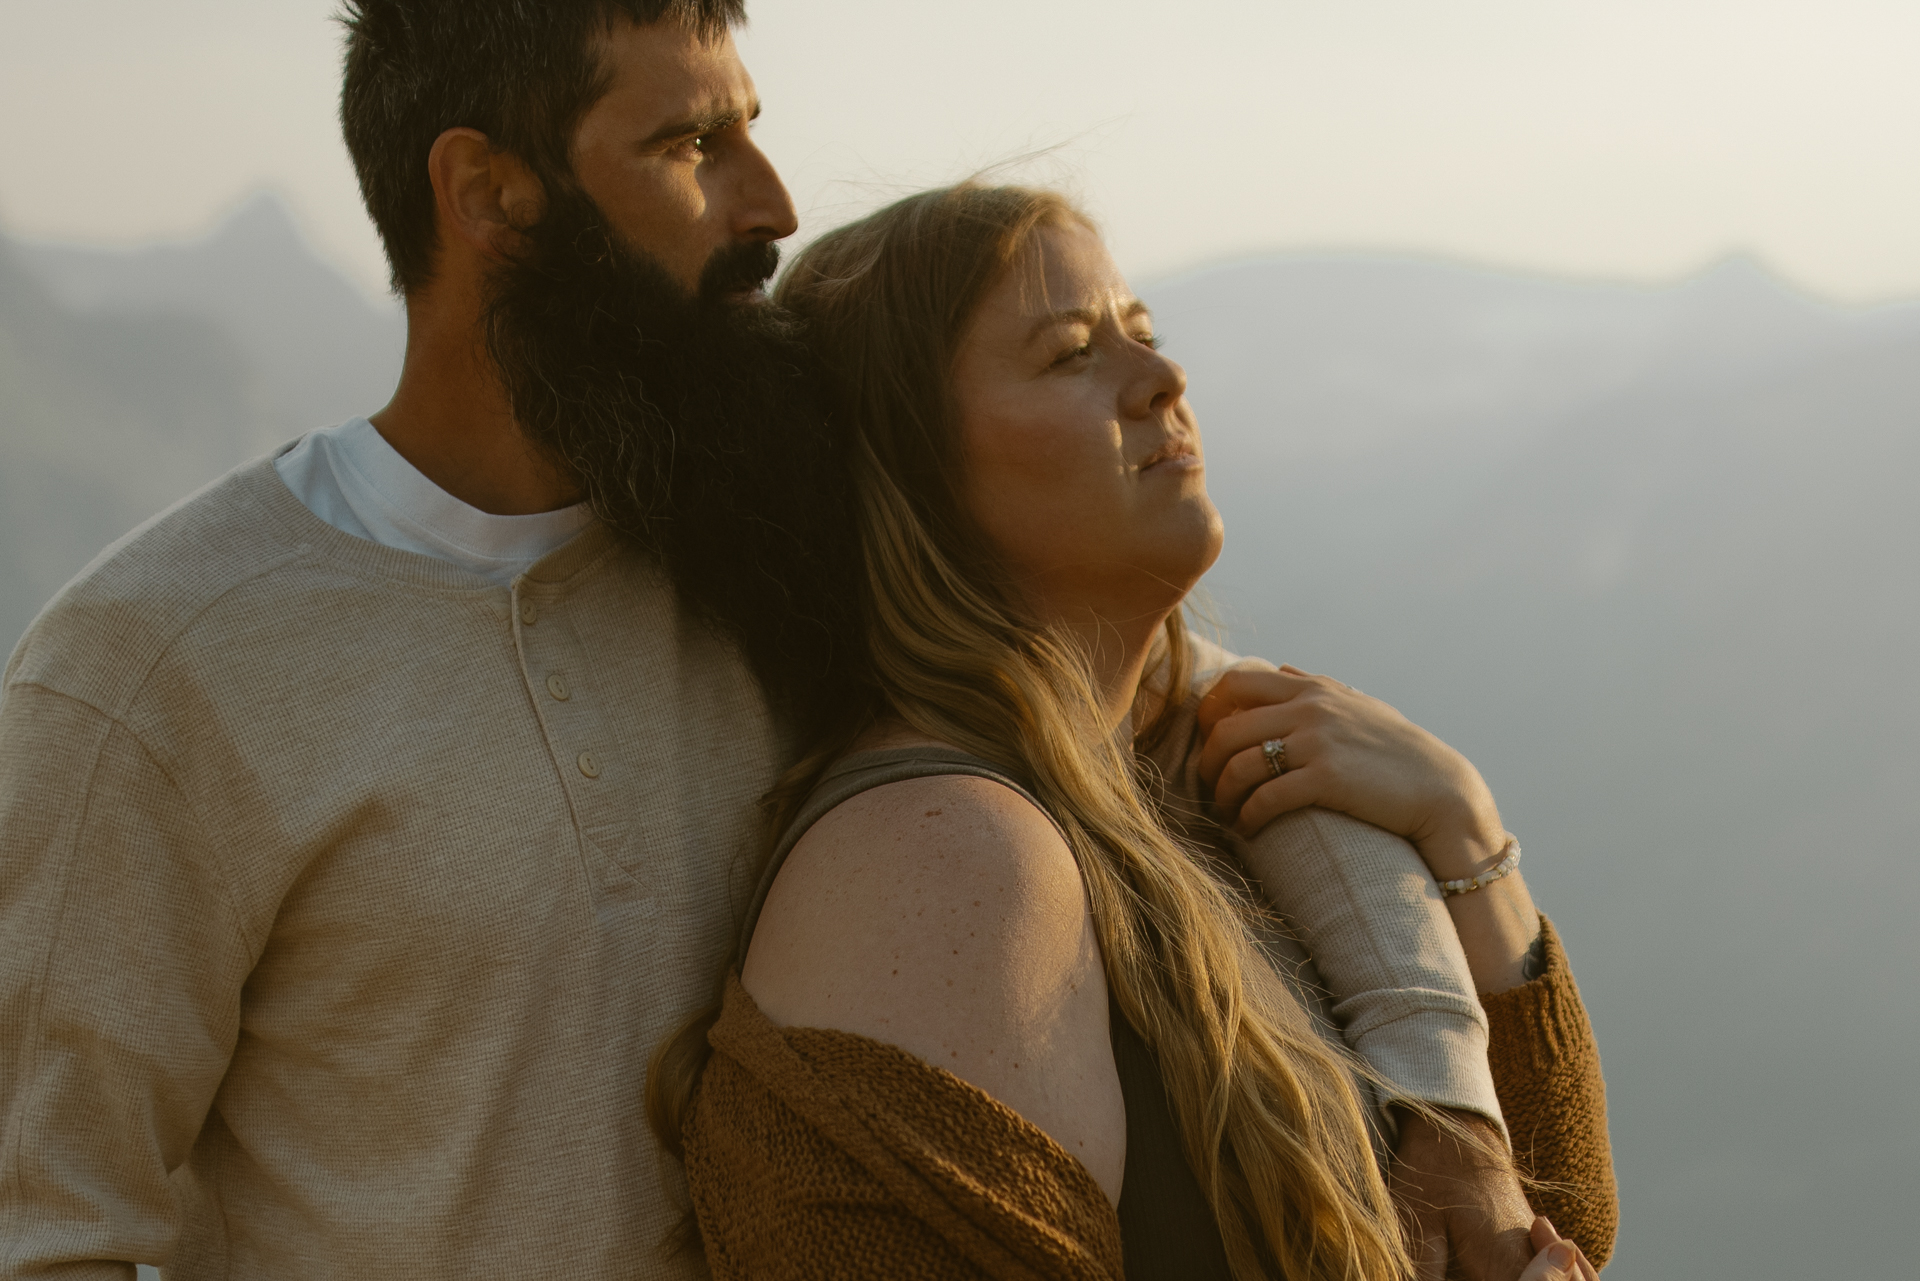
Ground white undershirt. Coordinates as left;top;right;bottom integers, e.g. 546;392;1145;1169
275;418;593;585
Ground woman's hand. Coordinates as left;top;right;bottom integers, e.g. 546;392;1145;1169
1197;664;1545;994
1520;1217;1599;1281
1196;665;1506;881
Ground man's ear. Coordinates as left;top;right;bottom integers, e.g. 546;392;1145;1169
427;127;546;262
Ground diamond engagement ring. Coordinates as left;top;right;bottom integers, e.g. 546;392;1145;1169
1261;738;1289;777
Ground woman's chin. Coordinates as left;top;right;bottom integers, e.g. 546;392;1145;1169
1128;502;1225;608
1166;494;1226;580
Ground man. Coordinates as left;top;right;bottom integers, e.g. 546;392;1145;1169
0;2;1557;1276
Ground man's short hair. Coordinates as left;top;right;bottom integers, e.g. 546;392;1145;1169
340;0;747;296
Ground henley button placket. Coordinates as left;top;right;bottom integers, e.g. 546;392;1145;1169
511;585;631;869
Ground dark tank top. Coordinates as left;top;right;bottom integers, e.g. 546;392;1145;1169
737;747;1236;1281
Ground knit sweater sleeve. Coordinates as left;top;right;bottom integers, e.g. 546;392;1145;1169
1481;917;1618;1269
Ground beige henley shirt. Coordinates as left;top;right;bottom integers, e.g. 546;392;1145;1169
2;458;779;1278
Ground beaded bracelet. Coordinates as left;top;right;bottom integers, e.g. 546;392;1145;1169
1438;838;1521;897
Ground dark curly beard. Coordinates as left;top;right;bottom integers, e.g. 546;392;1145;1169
483;187;860;732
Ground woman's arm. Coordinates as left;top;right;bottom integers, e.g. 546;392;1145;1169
740;773;1127;1203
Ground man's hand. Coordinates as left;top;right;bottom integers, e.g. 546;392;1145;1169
1390;1108;1538;1281
1520;1217;1601;1281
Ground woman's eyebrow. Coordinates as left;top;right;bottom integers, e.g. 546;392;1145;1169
1025;299;1150;342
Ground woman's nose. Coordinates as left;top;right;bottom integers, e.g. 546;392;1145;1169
1129;349;1188;419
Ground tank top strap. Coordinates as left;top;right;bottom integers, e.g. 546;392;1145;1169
736;746;1061;964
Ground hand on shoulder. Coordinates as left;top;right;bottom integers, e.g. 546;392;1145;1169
741;769;1126;1202
1197;663;1547;994
1195;664;1507;880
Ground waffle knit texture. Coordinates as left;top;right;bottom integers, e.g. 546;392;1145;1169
688;975;1125;1281
1482;918;1617;1269
0;456;778;1280
685;917;1615;1278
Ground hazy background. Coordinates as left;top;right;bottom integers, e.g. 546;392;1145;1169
3;2;1915;1277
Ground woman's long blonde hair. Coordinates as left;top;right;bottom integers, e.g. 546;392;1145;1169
651;183;1413;1281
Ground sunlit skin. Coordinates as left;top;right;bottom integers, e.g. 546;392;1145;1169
953;221;1224;728
954;225;1541;1000
370;22;795;515
569;23;795;295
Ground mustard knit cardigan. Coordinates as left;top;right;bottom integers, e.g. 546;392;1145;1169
682;916;1615;1279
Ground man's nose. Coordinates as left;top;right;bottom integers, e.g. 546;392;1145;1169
731;140;799;242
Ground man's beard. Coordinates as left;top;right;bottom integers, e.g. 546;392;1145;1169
484;188;860;727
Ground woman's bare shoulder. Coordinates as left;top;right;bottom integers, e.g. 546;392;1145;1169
743;771;1085;1030
739;768;1124;1197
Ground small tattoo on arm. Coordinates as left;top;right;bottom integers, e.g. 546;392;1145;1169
1521;932;1548;983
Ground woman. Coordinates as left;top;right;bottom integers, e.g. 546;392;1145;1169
651;185;1610;1281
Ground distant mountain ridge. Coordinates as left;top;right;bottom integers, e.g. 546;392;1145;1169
1;198;1915;1280
0;194;403;645
16;191;405;441
1150;254;1920;1279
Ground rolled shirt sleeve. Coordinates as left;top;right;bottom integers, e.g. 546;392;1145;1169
0;682;250;1278
1231;806;1505;1142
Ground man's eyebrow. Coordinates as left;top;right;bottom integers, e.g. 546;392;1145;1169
1026;299;1152;342
639;98;761;148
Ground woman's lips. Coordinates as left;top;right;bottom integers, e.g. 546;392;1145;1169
1139;440;1200;471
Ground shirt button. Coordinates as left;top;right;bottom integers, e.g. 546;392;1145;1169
546;673;571;701
577;751;601;779
519;599;539;626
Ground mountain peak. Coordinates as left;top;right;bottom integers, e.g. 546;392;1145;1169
207;189;314;258
1681;252;1824;310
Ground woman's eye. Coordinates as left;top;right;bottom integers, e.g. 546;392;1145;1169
1050;344;1093;368
1136;332;1163;351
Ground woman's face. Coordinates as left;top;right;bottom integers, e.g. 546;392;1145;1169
951;221;1223;631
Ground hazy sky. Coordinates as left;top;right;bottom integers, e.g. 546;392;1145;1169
3;0;1917;302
